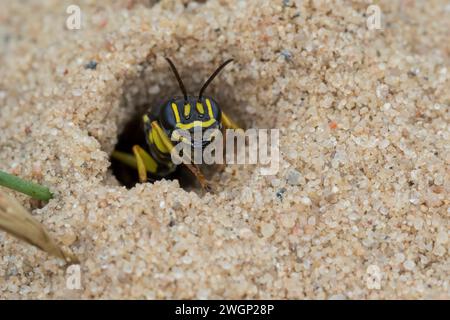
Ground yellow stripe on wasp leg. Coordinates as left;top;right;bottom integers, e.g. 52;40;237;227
151;129;168;154
111;146;158;173
112;147;158;176
151;121;175;153
221;111;242;131
133;145;149;182
135;145;158;173
111;151;138;169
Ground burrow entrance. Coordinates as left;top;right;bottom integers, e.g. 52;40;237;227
111;109;204;190
110;59;255;191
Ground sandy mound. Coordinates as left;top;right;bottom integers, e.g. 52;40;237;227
0;0;448;299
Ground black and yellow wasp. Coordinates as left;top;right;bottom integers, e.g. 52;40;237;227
112;58;241;191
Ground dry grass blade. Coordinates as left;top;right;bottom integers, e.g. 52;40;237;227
0;190;78;264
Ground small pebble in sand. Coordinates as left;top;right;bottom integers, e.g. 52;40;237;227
307;216;316;226
286;168;302;186
239;228;253;239
301;196;312;206
271;178;282;187
436;231;448;245
281;213;296;229
403;260;416;271
72;89;83;96
84;61;98;70
61;229;78;246
395;253;405;264
261;222;275;238
328;121;338;130
276;188;287;201
280;49;293;61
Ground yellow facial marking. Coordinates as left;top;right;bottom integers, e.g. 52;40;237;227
205;99;214;119
176;118;216;130
143;114;150;123
184;103;191;118
196;102;205;114
171;103;181;123
169;100;217;131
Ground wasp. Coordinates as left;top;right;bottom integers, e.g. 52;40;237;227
112;58;241;191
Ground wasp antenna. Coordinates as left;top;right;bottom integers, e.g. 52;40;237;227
165;57;188;101
198;59;234;100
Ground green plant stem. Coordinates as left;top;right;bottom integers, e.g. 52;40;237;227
0;170;53;201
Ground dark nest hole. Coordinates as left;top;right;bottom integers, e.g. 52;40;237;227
110;62;252;191
111;103;248;191
111;105;204;191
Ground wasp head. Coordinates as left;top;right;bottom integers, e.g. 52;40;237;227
159;96;222;149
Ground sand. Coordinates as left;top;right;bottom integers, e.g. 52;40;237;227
0;0;448;299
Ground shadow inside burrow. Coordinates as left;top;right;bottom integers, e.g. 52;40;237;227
111;109;202;191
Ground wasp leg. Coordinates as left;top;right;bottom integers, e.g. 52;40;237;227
111;146;158;183
184;163;213;193
151;121;175;153
111;150;138;169
133;145;148;183
221;111;243;131
133;145;159;183
150;120;214;192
